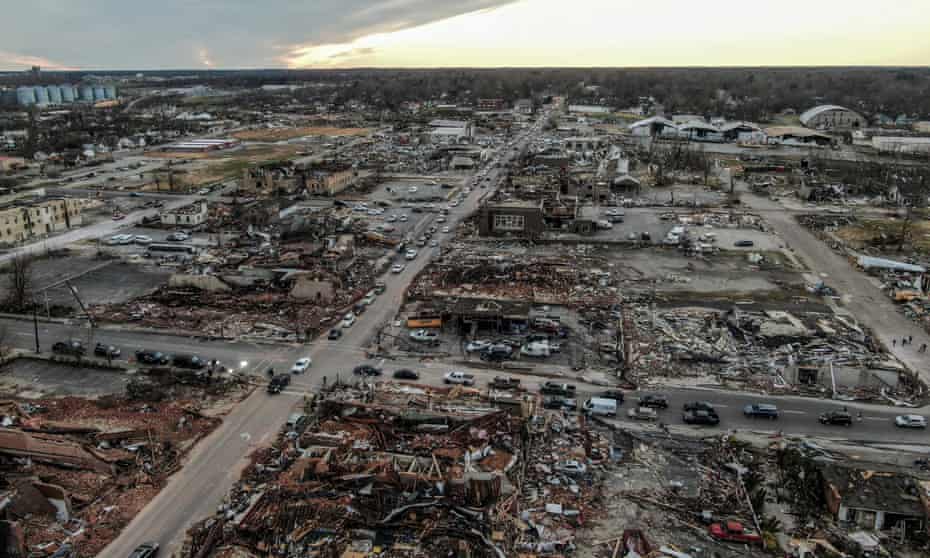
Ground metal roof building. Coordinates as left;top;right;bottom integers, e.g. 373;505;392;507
800;105;865;130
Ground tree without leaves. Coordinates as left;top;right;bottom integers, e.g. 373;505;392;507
4;255;33;312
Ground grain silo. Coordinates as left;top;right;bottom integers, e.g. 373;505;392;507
47;85;62;104
16;87;36;106
33;86;49;105
60;85;75;103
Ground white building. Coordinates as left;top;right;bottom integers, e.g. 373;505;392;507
161;202;208;226
871;136;930;154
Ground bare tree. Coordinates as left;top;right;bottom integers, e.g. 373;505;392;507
4;255;34;312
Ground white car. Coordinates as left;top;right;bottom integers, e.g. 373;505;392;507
133;235;153;245
895;415;927;428
429;239;439;247
441;226;451;234
554;460;587;476
341;313;357;328
408;186;418;194
362;292;376;305
409;329;439;343
405;249;418;260
291;357;312;374
450;201;459;207
367;208;383;216
399;214;408;222
466;340;491;352
436;216;446;223
387;215;397;223
391;263;405;273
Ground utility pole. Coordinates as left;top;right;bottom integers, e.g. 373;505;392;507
32;302;40;353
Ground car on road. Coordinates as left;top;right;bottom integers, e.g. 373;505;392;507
639;394;669;409
444;370;475;386
172;354;206;369
734;240;755;247
682;401;715;413
393;368;419;380
819;410;853;426
353;364;382;377
597;390;625;404
136;350;171;365
441;226;451;234
167;231;190;241
543;395;577;411
391;263;405;273
683;409;720;426
291;357;312;374
52;340;86;357
490;376;521;390
387;215;397;223
895;414;927;428
133;235;153;245
399;214;408;222
129;542;160;558
405;249;418;260
540;382;576;397
627;406;658;421
744;404;779;419
480;344;513;361
408;186;418;194
341;313;357;328
93;343;121;358
554;460;587;476
328;329;342;340
197;188;211;196
362;292;377;305
436;216;446;223
267;374;291;394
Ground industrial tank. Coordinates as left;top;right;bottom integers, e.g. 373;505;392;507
103;85;117;100
79;86;94;101
92;86;106;101
15;87;35;106
60;85;75;103
47;85;62;104
33;86;49;105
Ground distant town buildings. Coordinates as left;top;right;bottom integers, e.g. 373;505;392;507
0;197;84;246
161;202;208;227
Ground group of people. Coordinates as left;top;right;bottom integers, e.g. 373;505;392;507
891;335;927;353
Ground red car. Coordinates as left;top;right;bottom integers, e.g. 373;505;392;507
709;521;762;544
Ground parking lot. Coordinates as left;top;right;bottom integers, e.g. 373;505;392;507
0;357;130;398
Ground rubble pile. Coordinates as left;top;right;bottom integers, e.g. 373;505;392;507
0;387;239;557
177;382;638;557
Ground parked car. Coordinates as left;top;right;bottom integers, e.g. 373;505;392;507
93;343;121;358
543;395;577;411
291;357;312;374
52;340;86;357
639;394;669;409
583;397;618;417
136;350;171;365
444;370;475;386
442;226;451;234
480;345;513;362
167;231;190;241
409;329;440;344
709;521;762;544
466;340;492;352
133;235;153;245
129;542;160;558
819;410;853;426
490;376;521;390
267;374;291;394
362;292;377;305
627;406;658;421
393;368;419;380
391;263;405;273
353;364;382;377
744;404;779;419
554;460;587;476
895;414;927;428
540;382;576;397
683;409;720;425
734;240;755;247
341;313;357;328
405;249;418;260
172;354;206;370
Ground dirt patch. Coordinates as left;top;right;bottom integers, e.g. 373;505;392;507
232;126;370;142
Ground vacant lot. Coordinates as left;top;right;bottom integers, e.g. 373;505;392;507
0;358;129;397
233;126;371;142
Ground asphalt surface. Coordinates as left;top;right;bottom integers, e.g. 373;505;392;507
89;114;551;558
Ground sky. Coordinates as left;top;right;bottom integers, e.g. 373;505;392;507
1;0;929;70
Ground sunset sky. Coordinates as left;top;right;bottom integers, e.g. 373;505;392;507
2;0;929;70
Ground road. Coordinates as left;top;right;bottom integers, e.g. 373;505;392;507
734;183;930;386
95;112;551;558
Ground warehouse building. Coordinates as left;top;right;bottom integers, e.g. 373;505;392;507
800;105;865;130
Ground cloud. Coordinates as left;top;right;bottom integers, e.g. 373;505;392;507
0;50;78;71
0;0;517;69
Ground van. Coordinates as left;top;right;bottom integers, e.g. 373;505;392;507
583;397;618;417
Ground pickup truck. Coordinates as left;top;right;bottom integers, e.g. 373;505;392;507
490;376;521;390
540;382;576;397
443;371;475;386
